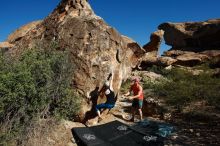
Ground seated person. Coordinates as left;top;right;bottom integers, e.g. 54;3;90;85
95;81;116;121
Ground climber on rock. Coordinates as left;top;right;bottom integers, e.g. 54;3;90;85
95;81;116;122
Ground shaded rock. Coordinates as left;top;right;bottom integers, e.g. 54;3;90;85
163;50;193;57
143;30;164;55
158;56;177;66
122;35;145;59
162;49;219;67
200;50;220;57
159;19;220;51
164;49;220;61
138;19;220;69
174;52;209;67
138;54;158;69
142;94;167;119
157;19;220;67
138;30;164;69
139;56;177;69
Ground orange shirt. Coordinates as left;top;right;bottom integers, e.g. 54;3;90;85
130;84;144;100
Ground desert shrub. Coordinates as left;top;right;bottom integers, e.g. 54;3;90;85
143;68;220;109
120;79;131;94
209;57;220;68
142;76;165;90
147;65;170;75
0;44;81;145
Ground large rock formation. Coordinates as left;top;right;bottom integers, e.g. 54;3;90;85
138;30;164;69
143;30;164;54
7;0;145;102
156;19;220;67
159;19;220;51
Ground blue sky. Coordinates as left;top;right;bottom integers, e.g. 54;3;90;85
1;0;220;53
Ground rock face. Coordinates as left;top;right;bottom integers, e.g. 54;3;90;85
161;49;220;66
138;30;164;69
143;30;164;55
161;50;220;67
0;42;15;49
0;41;15;54
159;19;220;51
158;56;177;66
156;19;220;67
175;52;209;66
7;21;42;43
8;0;145;101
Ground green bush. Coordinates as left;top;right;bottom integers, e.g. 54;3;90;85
209;57;220;68
147;65;170;75
0;44;81;144
143;68;220;109
120;79;131;94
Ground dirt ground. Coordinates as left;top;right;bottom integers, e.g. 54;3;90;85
36;95;220;146
87;96;220;146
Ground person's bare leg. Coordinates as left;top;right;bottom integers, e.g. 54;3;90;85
97;110;103;122
97;110;101;118
138;108;143;121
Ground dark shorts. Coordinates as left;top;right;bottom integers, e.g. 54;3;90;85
132;99;143;109
95;103;114;111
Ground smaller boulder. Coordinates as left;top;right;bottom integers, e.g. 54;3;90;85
0;42;14;49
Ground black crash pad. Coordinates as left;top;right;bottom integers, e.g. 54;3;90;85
72;120;164;146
